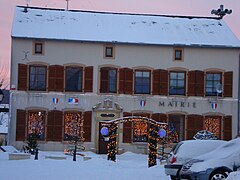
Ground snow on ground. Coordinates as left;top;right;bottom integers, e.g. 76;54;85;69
0;151;169;180
227;172;240;180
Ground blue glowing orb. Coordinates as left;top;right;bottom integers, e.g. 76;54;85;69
158;129;166;138
100;127;109;136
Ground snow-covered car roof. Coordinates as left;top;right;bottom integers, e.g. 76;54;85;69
174;140;226;161
12;6;240;48
188;138;240;172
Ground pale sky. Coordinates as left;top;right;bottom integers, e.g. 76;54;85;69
0;0;239;83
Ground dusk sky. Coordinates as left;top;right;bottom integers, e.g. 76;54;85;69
0;0;239;83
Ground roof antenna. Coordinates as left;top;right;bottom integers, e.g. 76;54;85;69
23;0;31;13
211;5;232;19
66;0;70;11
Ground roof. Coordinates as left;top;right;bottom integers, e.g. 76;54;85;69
12;6;240;48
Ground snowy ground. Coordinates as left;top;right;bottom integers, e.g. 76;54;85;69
0;151;170;180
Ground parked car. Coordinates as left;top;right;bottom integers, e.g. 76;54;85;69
164;140;226;180
180;138;240;180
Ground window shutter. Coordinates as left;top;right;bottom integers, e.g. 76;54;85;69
46;110;63;141
223;116;232;140
16;109;26;141
18;64;28;91
118;68;133;94
123;112;132;143
188;71;204;97
159;69;168;96
152;70;160;95
224;71;233;97
55;65;64;92
186;115;203;140
48;65;64;92
84;66;93;92
48;65;56;91
83;111;92;142
100;67;109;93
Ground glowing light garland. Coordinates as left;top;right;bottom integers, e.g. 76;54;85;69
28;111;45;140
204;117;220;139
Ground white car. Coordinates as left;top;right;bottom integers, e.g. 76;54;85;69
164;140;226;180
180;138;240;180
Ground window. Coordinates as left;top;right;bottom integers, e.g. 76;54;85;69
205;72;222;96
65;67;83;92
27;110;46;140
100;67;117;93
169;71;185;95
29;65;47;91
133;121;148;142
64;112;83;141
33;42;44;55
174;48;183;61
104;45;115;58
134;70;151;94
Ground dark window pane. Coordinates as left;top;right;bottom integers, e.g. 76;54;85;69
205;73;222;96
35;43;43;54
105;47;113;57
109;69;117;93
134;70;150;94
65;67;83;92
29;66;47;91
169;71;185;95
175;50;182;60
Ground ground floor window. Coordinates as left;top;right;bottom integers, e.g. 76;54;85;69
204;116;221;139
133;121;148;142
27;110;46;140
168;114;185;142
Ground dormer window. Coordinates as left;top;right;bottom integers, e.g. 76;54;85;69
174;48;184;61
104;45;115;59
33;41;44;55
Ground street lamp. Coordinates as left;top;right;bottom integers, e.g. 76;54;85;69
0;89;4;104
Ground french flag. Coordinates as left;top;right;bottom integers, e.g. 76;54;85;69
211;102;217;110
52;98;58;104
140;100;146;107
68;98;79;104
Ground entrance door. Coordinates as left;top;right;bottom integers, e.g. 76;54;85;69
98;122;110;154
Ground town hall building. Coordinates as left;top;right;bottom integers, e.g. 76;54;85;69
9;6;240;153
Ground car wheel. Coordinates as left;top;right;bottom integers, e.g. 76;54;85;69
210;171;228;180
170;175;179;180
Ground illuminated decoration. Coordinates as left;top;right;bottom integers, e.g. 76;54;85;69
204;117;221;139
158;129;166;138
133;121;148;142
64;112;84;142
100;127;109;136
28;111;45;140
100;116;167;168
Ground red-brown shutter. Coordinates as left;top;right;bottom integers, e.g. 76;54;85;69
224;71;233;97
55;65;64;92
84;66;93;92
152;70;160;95
48;65;64;92
223;116;232;140
123;112;132;143
100;67;109;93
186;115;203;140
18;64;28;91
46;110;63;141
118;68;133;94
16;109;26;141
83;111;92;142
188;71;204;97
159;69;168;96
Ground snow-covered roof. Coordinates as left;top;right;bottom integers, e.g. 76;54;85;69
12;6;240;48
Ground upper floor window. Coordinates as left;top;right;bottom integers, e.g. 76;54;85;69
173;48;184;61
134;70;151;94
205;72;222;96
100;67;117;93
65;66;83;92
29;65;47;91
104;45;115;59
169;71;185;95
33;41;44;55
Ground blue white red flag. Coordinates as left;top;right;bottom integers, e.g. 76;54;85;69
211;102;217;110
68;98;79;104
140;100;146;107
53;98;58;104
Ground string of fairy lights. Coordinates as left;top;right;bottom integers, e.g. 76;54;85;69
204;117;220;139
28;111;45;140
